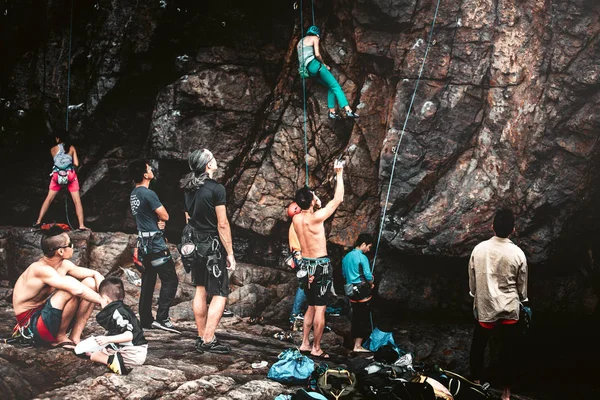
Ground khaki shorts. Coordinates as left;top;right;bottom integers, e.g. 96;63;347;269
101;344;148;366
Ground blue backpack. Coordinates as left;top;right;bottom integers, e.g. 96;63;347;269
268;348;315;384
363;327;400;352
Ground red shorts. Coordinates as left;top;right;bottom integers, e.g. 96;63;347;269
15;297;63;344
49;170;80;192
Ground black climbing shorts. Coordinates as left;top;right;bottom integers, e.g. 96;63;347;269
190;234;230;297
302;257;332;307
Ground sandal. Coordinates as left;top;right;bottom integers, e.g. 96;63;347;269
311;351;330;360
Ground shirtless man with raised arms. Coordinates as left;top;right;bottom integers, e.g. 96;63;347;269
293;160;344;359
12;225;104;349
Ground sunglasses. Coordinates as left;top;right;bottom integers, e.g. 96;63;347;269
52;242;74;251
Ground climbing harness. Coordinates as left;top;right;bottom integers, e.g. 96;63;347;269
371;0;442;275
206;237;223;278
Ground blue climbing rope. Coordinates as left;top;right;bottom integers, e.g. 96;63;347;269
371;0;442;273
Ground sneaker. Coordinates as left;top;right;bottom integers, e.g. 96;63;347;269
222;309;234;318
295;313;305;321
199;337;231;354
151;319;181;334
107;352;130;375
345;110;359;118
195;336;204;354
328;111;341;120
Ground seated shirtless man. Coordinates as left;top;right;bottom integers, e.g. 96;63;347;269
294;160;344;359
12;225;104;349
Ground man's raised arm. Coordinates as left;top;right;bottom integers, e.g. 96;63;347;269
314;160;345;222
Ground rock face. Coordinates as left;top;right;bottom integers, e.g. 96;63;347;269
1;2;600;313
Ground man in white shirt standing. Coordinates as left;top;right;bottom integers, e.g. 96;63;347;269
469;209;528;400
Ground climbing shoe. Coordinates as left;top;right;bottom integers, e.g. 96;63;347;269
151;319;181;334
328;111;341;120
199;338;231;354
107;353;130;375
195;336;204;354
345;110;359;119
32;222;42;229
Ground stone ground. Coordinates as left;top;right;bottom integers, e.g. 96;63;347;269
0;296;543;400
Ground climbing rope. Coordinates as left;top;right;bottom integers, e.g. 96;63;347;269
65;0;74;131
65;196;74;230
300;0;309;186
63;0;75;230
371;0;442;273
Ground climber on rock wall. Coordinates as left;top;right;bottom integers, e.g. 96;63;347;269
297;25;359;120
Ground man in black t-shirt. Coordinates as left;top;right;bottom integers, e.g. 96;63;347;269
181;149;236;354
128;160;179;334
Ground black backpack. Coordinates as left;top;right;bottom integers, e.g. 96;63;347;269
355;361;432;400
429;366;491;400
316;368;357;400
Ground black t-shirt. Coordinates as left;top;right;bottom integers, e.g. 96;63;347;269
96;300;148;346
130;186;167;251
184;179;226;233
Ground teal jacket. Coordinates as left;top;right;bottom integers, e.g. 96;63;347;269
342;248;373;284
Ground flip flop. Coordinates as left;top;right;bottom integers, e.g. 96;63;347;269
299;349;311;355
52;340;76;350
311;351;330;360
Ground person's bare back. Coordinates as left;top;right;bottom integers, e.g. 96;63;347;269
292;160;345;258
293;212;328;258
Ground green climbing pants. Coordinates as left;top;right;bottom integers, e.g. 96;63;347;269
307;59;349;109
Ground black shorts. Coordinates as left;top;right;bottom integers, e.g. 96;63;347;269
190;234;230;297
30;296;62;344
302;257;332;307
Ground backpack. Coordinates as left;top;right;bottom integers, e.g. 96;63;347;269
355;361;424;400
177;224;198;273
413;375;453;400
374;343;405;364
316;368;357;400
364;327;400;352
293;389;328;400
430;367;491;400
54;152;72;170
267;348;315;384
